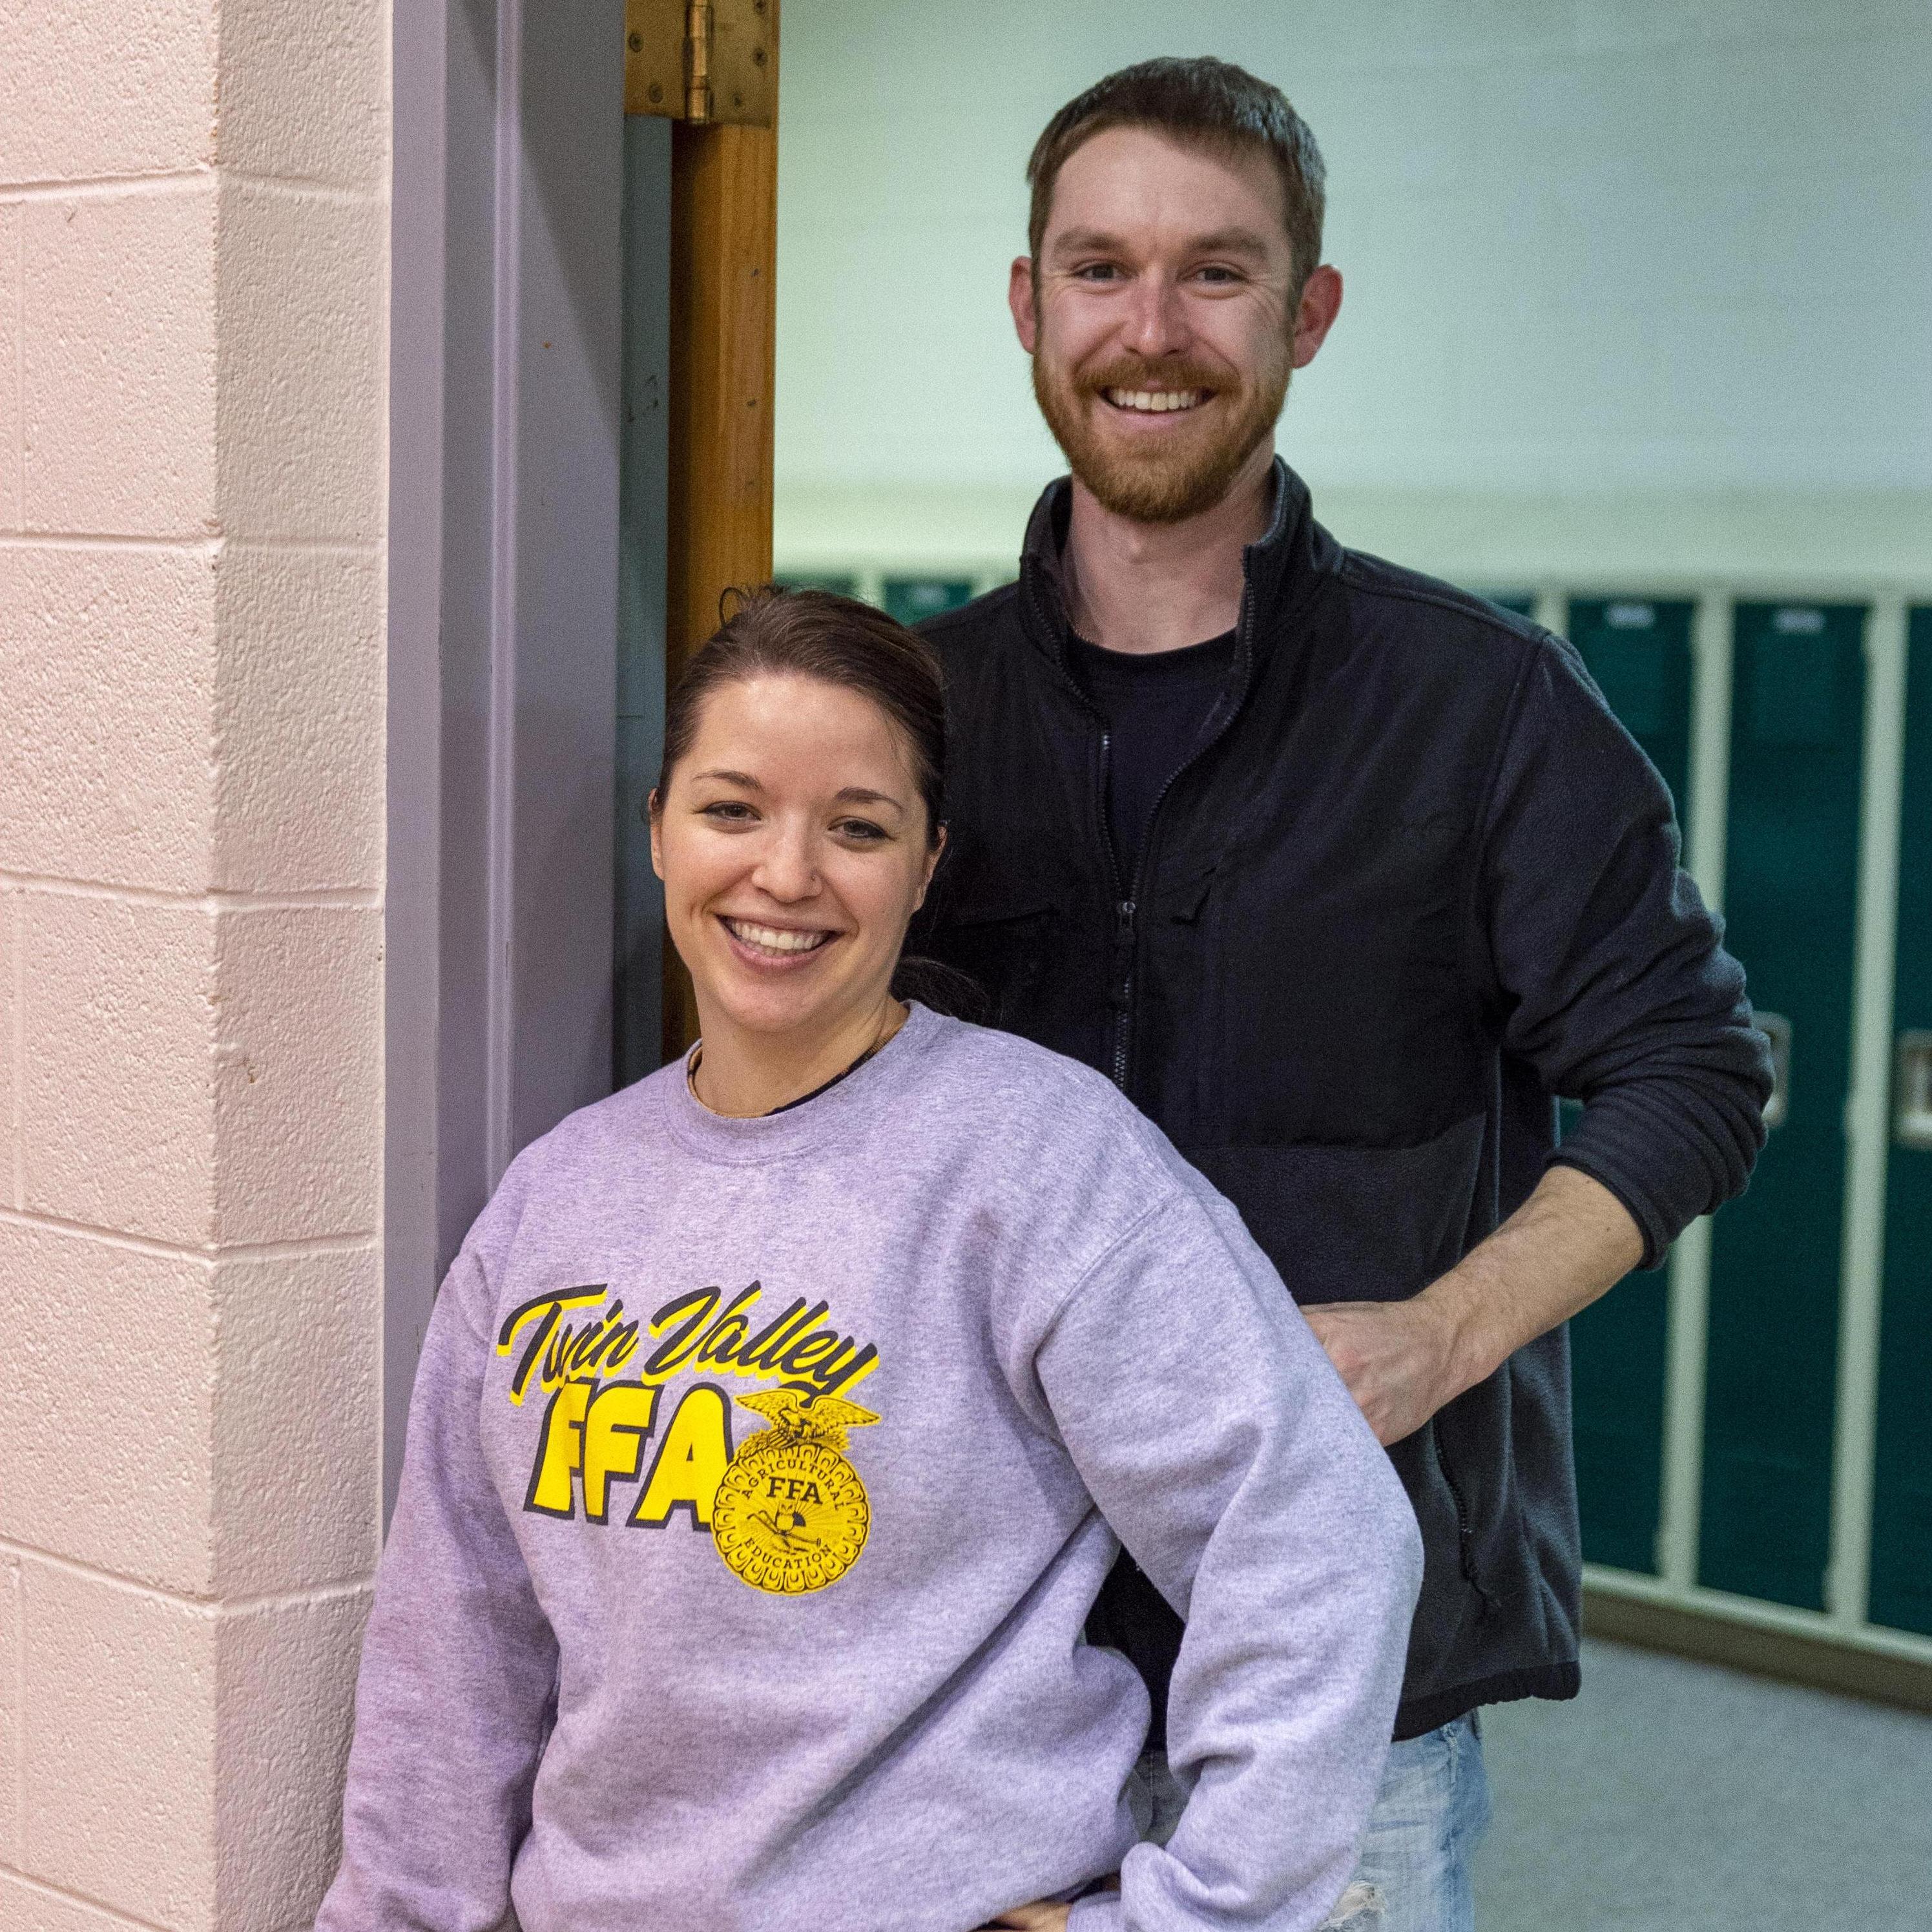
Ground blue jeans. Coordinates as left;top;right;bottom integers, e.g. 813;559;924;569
1138;1714;1491;1930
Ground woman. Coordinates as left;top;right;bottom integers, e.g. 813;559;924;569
317;588;1420;1932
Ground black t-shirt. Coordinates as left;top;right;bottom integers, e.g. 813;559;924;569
1066;629;1237;883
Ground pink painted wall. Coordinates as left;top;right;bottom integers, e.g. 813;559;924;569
0;5;390;1925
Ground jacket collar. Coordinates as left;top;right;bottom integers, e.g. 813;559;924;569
1016;455;1318;669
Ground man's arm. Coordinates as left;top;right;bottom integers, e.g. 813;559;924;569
1304;1165;1643;1446
1311;630;1769;1443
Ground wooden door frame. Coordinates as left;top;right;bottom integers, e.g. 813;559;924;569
658;78;781;1055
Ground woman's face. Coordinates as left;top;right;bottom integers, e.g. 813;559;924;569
651;673;942;1045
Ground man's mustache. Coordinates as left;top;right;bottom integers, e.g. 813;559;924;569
1068;358;1230;399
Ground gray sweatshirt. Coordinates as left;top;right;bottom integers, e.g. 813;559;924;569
318;1005;1421;1932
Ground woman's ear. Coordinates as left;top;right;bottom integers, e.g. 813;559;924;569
912;822;948;911
648;789;665;880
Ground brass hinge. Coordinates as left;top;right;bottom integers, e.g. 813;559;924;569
626;0;774;126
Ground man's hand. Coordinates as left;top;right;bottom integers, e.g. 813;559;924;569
981;1905;1072;1930
1300;1296;1459;1447
1304;1165;1646;1446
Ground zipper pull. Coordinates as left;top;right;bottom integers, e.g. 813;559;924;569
1116;898;1137;944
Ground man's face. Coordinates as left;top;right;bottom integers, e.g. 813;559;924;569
1014;127;1307;525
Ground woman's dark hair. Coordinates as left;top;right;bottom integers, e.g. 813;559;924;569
655;585;946;846
652;584;986;1020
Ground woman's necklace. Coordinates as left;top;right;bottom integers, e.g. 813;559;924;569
687;1001;908;1118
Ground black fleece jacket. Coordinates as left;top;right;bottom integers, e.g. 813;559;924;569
913;462;1771;1741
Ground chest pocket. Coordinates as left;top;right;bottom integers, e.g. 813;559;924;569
1184;1112;1486;1305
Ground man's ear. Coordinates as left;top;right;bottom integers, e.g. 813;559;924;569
1291;264;1344;371
1008;256;1039;355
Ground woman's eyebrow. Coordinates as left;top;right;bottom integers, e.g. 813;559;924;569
693;772;903;811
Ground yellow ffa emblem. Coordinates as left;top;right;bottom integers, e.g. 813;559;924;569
712;1390;877;1594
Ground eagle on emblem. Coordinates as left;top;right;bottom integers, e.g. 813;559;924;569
734;1387;880;1457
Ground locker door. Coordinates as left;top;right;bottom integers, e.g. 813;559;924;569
1871;606;1932;1634
1475;590;1535;618
1701;601;1867;1608
884;577;975;625
1563;598;1696;1574
777;572;859;595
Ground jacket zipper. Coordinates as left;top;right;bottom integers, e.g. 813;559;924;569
1092;731;1141;1090
1023;565;1260;1097
1430;1417;1496;1614
1106;585;1258;1094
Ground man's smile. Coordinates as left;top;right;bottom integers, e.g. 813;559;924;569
1101;387;1210;413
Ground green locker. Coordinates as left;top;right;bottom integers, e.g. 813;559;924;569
1701;602;1867;1608
776;572;860;596
1475;590;1535;618
884;578;975;625
1566;600;1697;810
1563;599;1696;1575
1871;607;1932;1634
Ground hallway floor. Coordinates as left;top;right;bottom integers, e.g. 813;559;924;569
1475;1637;1932;1931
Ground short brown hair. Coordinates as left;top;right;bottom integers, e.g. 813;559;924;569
1026;57;1326;296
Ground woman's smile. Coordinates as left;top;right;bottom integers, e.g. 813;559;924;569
718;915;840;964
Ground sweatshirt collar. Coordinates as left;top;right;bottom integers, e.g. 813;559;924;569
656;1001;946;1165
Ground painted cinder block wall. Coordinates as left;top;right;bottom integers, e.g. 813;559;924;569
0;5;390;1926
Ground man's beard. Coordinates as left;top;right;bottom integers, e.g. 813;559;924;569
1031;342;1290;525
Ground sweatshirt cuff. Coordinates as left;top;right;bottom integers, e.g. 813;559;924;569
1067;1894;1124;1931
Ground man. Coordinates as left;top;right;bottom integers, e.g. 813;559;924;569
913;57;1771;1932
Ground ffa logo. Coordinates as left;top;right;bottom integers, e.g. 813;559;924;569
499;1281;886;1595
712;1390;878;1594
